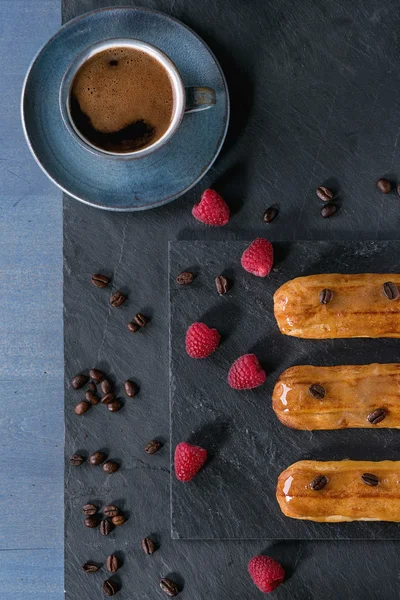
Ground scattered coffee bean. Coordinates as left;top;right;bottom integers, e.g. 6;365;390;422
160;578;179;597
83;503;98;516
72;374;88;390
88;382;97;392
127;321;139;332
141;537;156;555
367;408;386;424
106;554;119;573
101;392;115;405
382;281;399;300
89;451;107;466
70;453;85;466
133;313;148;327
319;288;333;304
310;474;328;491
86;390;99;405
84;516;99;528
176;271;194;285
361;473;379;486
316;186;334;202
100;519;113;536
263;206;278;223
82;562;100;573
397;183;400;196
104;505;119;518
103;579;119;596
100;379;112;394
320;203;338;218
377;178;392;194
103;461;120;474
215;275;229;295
309;384;326;399
112;515;126;527
123;380;136;398
74;401;91;415
90;368;105;382
110;291;126;307
91;274;110;288
107;400;122;412
144;440;162;454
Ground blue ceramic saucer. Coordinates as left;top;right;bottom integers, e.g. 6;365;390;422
21;7;229;211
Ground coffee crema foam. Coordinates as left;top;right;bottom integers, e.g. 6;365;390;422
70;47;174;153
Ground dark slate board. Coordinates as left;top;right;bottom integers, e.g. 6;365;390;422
170;240;400;540
63;0;400;598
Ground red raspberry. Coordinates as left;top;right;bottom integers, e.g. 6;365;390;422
186;322;220;358
241;238;273;277
248;555;285;593
174;442;207;482
228;354;266;390
192;189;230;226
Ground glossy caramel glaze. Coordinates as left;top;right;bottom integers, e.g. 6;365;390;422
277;460;400;522
274;274;400;338
272;363;400;430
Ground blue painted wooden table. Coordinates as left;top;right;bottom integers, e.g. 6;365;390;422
0;1;63;598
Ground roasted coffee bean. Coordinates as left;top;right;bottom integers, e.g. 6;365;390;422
104;505;119;518
74;401;91;415
319;288;333;304
100;519;112;536
86;391;99;405
176;271;194;285
89;451;107;465
107;400;122;412
144;440;162;454
112;515;126;527
141;537;156;555
90;368;105;382
320;203;338;218
123;380;136;398
316;186;334;202
100;379;112;394
84;516;99;528
127;321;139;332
160;578;179;597
103;579;119;596
110;291;126;307
103;461;120;474
310;474;328;491
309;384;326;399
88;381;97;392
101;392;115;405
133;313;148;327
361;473;379;486
367;408;386;424
215;275;229;295
382;281;399;300
377;178;392;194
82;562;99;573
106;554;119;573
91;274;110;288
263;206;278;223
70;453;85;466
83;503;98;516
72;374;88;390
397;183;400;196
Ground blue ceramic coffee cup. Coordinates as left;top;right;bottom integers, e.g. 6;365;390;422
59;38;216;159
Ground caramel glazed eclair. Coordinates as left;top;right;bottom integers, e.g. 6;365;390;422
274;274;400;338
272;363;400;430
277;460;400;522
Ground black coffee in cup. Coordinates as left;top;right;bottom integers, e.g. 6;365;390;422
70;47;174;153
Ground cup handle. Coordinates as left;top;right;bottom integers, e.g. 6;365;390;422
184;87;216;113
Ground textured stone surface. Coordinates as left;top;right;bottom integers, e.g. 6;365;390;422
170;241;400;539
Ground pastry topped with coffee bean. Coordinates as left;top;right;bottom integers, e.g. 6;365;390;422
277;460;400;522
274;274;400;338
272;363;400;430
